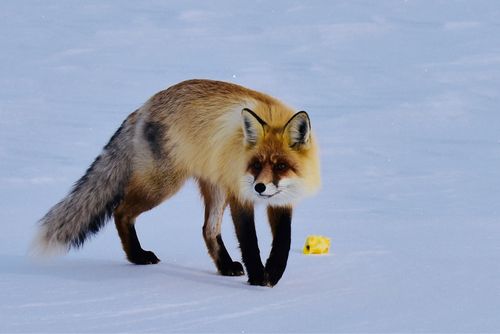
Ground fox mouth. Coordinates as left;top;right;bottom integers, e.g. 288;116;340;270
257;191;281;199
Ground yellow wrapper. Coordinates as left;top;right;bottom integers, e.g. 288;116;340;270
303;235;330;254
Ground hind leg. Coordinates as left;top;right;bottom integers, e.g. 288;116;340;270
198;179;244;276
114;212;159;265
114;172;185;265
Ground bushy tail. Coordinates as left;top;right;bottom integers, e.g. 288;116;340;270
33;114;136;256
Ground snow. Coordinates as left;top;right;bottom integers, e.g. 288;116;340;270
1;1;500;332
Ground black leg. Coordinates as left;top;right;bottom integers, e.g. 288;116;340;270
229;198;267;286
199;180;244;276
115;219;160;265
127;224;160;264
203;228;243;276
217;235;244;276
265;206;292;286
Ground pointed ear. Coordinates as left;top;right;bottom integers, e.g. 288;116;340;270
242;108;267;146
284;111;311;148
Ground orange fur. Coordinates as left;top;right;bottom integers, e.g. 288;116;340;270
137;79;320;204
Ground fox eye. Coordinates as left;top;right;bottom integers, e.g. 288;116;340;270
274;163;288;171
251;161;262;171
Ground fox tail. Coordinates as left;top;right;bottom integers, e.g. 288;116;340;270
32;114;136;256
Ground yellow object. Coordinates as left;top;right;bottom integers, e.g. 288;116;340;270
303;235;330;254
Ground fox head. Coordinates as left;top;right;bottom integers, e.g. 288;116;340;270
239;108;320;206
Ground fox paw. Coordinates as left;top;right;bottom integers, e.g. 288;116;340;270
265;267;283;287
129;250;160;265
248;271;269;287
220;261;245;276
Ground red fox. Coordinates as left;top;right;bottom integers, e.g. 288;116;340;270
34;79;320;286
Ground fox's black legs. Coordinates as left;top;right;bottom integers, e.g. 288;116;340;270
229;198;267;286
265;206;292;286
199;180;244;276
114;174;291;287
229;200;293;287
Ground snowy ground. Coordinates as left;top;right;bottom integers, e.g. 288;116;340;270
1;1;500;332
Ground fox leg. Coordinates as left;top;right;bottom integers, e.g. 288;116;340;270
265;206;292;286
114;210;160;265
114;173;184;265
199;180;244;276
229;197;267;286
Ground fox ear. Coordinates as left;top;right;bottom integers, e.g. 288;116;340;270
242;108;267;146
284;111;311;149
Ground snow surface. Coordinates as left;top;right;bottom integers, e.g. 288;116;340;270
1;1;500;332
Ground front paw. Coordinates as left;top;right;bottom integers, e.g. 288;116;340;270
265;265;285;287
247;270;269;286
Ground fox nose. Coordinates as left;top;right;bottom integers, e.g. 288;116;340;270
254;183;266;194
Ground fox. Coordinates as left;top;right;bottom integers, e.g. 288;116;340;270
34;79;320;286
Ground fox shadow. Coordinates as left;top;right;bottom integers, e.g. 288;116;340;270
0;254;263;291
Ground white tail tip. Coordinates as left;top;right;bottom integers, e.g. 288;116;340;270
29;227;69;259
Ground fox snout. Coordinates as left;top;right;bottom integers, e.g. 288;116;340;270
254;183;266;194
242;173;302;205
249;162;282;197
253;181;280;198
